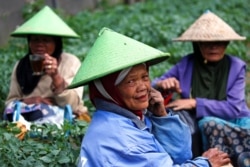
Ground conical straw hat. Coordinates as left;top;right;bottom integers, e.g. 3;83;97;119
173;10;245;41
11;6;79;38
68;27;170;88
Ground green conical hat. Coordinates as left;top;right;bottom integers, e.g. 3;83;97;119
11;6;79;38
68;27;170;88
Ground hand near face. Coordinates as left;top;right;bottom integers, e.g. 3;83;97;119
202;148;231;167
43;53;65;92
156;77;182;94
43;53;59;77
148;88;167;117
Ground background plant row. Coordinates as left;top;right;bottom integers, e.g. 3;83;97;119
1;0;249;116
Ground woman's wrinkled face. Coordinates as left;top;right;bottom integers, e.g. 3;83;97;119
199;41;228;62
29;35;55;55
117;64;151;111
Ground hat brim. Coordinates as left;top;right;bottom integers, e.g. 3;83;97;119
68;54;169;88
173;37;246;42
11;32;80;38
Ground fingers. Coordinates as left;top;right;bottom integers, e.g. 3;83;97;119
148;88;166;116
150;87;158;94
149;88;164;103
166;99;196;110
168;105;182;111
43;54;58;74
156;77;182;93
203;148;231;167
150;87;162;97
166;100;184;110
45;58;56;69
42;97;54;105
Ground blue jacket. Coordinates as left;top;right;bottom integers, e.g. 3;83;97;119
152;54;250;119
78;99;210;167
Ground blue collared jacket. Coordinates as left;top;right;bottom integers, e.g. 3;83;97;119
78;99;210;167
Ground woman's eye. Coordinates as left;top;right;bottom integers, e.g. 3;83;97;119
143;75;149;80
127;80;135;86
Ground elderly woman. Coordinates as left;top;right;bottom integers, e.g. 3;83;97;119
4;6;90;127
152;11;250;167
69;27;231;167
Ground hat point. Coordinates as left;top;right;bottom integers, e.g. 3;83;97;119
204;9;211;13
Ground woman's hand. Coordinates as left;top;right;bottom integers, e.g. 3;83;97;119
148;88;167;117
43;53;66;93
166;99;196;111
156;77;182;93
43;53;59;77
22;96;54;105
202;148;231;167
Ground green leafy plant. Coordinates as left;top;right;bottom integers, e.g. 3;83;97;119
0;120;88;166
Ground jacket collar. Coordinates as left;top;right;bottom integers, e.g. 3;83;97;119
94;98;148;130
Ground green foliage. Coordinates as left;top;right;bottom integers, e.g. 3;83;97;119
0;38;27;117
0;0;250;164
63;0;250;69
22;0;46;21
1;0;250;115
22;0;69;23
0;120;88;166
